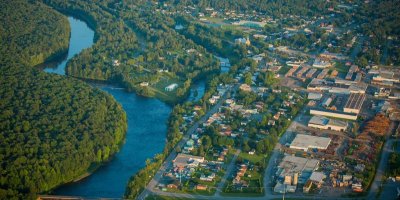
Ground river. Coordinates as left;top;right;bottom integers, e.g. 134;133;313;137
44;17;171;198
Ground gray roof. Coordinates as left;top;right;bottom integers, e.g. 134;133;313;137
309;115;329;126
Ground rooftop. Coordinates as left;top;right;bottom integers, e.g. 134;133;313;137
290;134;331;151
309;171;326;183
344;93;366;110
309;115;348;127
173;153;204;168
278;155;319;177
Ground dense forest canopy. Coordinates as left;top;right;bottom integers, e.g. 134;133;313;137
162;0;335;17
356;0;400;65
44;0;220;101
0;0;70;67
0;0;127;198
0;66;127;199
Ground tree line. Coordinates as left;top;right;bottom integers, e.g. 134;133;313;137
0;0;127;198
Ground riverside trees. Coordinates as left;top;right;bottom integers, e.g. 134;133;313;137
0;0;127;198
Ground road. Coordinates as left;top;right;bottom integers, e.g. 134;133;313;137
368;139;399;199
215;149;241;197
368;121;400;199
350;36;365;61
137;84;238;200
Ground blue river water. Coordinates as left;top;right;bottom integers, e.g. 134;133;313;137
44;17;172;198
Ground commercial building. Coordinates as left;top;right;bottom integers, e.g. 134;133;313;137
310;109;358;120
306;68;318;78
296;66;310;78
308;115;348;132
308;92;323;100
274;155;319;193
307;78;367;94
371;70;400;86
276;155;319;184
173;154;205;168
317;69;329;79
312;58;332;68
345;65;359;80
289;134;332;151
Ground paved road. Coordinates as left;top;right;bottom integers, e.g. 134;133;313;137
139;91;398;200
350;36;365;61
215;149;241;197
368;121;400;199
368;139;398;199
137;84;238;200
262;105;306;197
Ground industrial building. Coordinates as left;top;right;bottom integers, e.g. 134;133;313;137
274;155;320;193
307;78;367;94
343;93;366;114
308;115;348;132
310;109;358;120
308;92;323;100
173;154;204;168
289;134;332;152
312;58;332;68
317;69;329;79
371;70;400;86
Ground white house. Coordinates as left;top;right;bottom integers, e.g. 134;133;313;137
165;83;178;91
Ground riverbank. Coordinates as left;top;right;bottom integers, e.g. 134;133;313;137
35;16;171;198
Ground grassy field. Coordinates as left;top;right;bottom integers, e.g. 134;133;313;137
220;191;264;197
278;65;292;75
238;152;265;164
148;74;184;103
333;62;350;73
164;187;216;196
145;195;192;200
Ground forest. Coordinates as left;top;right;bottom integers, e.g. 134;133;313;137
0;66;127;199
162;0;335;17
355;0;400;65
0;0;70;67
43;0;220;103
0;0;127;198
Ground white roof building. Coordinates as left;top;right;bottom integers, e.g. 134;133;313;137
308;115;348;132
308;92;323;100
309;171;326;184
165;83;178;91
290;134;331;151
173;153;205;168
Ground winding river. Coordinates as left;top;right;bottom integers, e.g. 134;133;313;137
44;17;172;198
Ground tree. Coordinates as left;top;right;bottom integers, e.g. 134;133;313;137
244;72;253;85
243;140;251;152
256;142;265;154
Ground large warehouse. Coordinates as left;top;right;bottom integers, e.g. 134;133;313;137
290;134;332;152
308;115;348;132
343;93;366;114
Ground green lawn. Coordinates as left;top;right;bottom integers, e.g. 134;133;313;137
145;195;192;200
333;62;349;73
278;65;291;75
148;74;183;103
166;187;216;196
203;17;226;24
220;191;264;197
238;152;265;164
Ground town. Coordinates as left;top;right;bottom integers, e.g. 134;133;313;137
3;0;399;199
135;1;400;199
